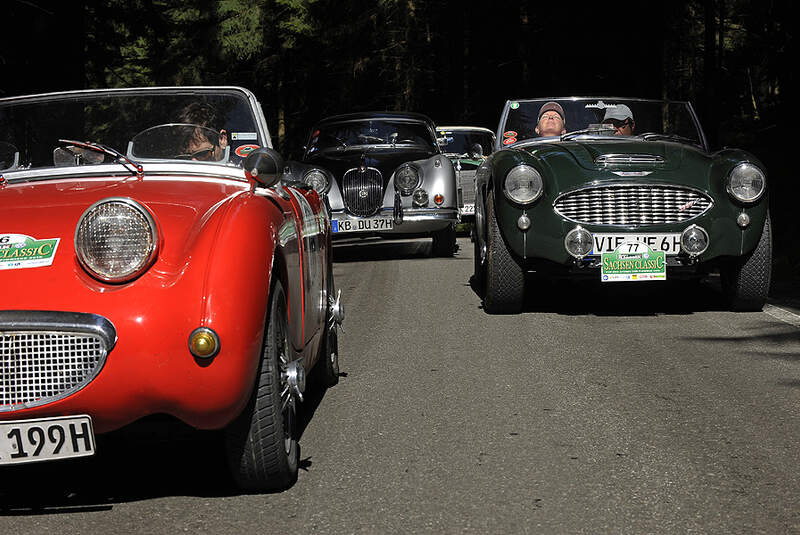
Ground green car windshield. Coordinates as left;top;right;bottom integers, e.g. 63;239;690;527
0;89;263;172
500;98;705;150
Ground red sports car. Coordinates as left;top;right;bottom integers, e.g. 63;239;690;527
0;86;343;491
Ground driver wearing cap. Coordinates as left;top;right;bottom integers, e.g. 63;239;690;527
535;101;567;137
602;104;635;136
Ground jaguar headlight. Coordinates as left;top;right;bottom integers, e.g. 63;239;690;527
75;198;158;283
503;164;543;204
395;165;420;195
727;162;765;203
303;169;329;193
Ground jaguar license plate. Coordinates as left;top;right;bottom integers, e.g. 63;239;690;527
0;415;95;465
592;233;681;255
332;217;393;233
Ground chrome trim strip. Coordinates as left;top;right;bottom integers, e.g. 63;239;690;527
595;154;666;166
0;311;117;349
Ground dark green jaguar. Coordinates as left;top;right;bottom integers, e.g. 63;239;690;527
473;98;770;313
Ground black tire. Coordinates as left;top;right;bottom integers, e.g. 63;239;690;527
721;214;772;311
484;191;525;313
225;279;299;492
432;223;457;257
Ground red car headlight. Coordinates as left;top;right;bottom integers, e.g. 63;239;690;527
75;198;158;283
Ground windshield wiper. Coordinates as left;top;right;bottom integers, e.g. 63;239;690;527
58;139;143;178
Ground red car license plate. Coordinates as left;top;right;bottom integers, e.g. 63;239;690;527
0;415;95;465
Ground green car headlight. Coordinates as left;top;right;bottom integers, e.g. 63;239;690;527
727;162;765;203
503;164;543;204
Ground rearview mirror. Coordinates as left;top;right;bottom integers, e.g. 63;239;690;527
244;148;284;187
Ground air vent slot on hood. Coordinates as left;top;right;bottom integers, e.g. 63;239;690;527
595;154;666;167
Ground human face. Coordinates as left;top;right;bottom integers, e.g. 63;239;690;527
183;128;226;161
604;118;634;136
536;112;565;137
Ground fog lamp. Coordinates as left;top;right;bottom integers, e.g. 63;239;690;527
189;327;220;359
412;188;429;207
680;225;709;256
564;227;593;258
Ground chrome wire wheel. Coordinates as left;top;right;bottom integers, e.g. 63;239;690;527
278;332;294;455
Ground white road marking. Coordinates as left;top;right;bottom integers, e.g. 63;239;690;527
763;303;800;328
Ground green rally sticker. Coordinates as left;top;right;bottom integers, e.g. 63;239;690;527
0;234;60;270
601;242;666;282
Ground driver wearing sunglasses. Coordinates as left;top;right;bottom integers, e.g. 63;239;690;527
177;102;229;161
602;104;635;136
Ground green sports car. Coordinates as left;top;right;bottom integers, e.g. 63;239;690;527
473;97;770;313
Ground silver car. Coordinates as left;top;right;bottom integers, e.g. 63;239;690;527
300;112;459;256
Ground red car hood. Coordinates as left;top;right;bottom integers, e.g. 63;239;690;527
1;174;249;281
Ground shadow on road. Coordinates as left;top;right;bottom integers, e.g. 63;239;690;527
469;274;733;316
0;379;337;512
333;237;465;263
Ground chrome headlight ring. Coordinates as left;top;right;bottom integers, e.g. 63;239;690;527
395;164;420;195
303;168;330;193
75;197;159;283
503;164;543;205
727;162;765;203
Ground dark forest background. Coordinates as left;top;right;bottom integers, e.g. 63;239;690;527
1;0;797;284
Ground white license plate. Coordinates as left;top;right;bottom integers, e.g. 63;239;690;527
460;203;475;215
332;217;393;233
0;415;95;465
592;233;681;255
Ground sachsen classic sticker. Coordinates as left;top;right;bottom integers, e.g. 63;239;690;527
0;233;60;270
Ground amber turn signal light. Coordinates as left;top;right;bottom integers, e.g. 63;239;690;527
189;327;220;359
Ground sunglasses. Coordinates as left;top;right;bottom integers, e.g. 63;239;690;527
603;119;631;129
176;146;218;161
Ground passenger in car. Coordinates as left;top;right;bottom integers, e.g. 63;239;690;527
535;101;567;137
602;104;636;136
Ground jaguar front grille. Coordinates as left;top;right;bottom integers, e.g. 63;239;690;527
554;185;712;226
0;311;114;411
342;167;384;216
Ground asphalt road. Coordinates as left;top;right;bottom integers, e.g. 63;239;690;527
2;236;800;534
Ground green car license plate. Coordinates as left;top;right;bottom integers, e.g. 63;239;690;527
601;241;667;282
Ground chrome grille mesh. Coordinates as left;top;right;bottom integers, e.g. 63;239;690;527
342;167;384;216
1;332;106;410
554;185;712;225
